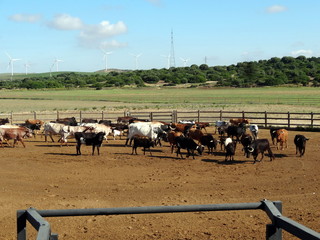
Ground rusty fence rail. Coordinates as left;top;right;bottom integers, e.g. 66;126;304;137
16;200;320;240
1;110;320;128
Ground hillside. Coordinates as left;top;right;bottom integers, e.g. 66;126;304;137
1;56;320;89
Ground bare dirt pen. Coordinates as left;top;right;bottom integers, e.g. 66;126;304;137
0;127;319;239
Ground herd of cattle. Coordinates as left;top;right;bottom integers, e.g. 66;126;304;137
0;116;310;163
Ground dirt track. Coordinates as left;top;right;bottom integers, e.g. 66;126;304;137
0;128;319;239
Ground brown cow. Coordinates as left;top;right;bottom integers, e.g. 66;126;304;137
25;119;44;138
195;122;210;132
170;123;196;134
0;127;32;147
276;129;288;150
117;116;136;124
25;119;44;126
187;128;204;143
167;130;184;153
229;118;250;126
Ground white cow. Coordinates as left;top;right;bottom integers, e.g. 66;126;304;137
81;123;113;142
215;120;229;135
43;122;67;143
60;125;94;143
249;124;259;140
125;121;166;146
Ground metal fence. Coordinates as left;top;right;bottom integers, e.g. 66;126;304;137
16;199;320;240
2;110;320;129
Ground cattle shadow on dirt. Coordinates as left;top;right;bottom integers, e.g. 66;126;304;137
202;158;253;165
35;144;70;148
274;153;288;158
44;152;77;156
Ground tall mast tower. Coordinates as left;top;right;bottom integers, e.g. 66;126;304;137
170;29;176;68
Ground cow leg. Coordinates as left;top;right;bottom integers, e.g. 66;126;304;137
97;146;100;155
176;147;183;159
76;144;81;155
125;138;130;146
260;152;265;162
131;146;135;155
92;145;95;155
301;147;305;157
170;144;174;154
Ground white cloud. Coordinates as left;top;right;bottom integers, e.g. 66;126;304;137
291;49;313;57
46;14;128;49
78;21;128;48
8;13;42;23
266;5;287;14
47;14;83;30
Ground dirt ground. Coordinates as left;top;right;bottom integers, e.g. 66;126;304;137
0;127;319;239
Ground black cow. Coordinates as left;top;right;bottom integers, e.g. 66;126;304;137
294;134;309;157
270;127;280;145
82;118;98;123
200;134;217;155
245;139;275;163
227;123;246;142
21;122;42;138
225;141;236;161
175;136;204;159
99;120;112;126
240;134;253;155
0;118;9;125
131;136;155;155
75;132;105;155
56;117;77;126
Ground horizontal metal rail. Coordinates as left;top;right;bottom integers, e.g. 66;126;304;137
17;200;320;240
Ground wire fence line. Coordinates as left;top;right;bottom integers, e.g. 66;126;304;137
1;110;320;128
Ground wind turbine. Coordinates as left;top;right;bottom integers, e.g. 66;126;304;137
161;54;170;69
101;48;112;72
5;52;21;78
130;53;142;70
180;57;190;67
24;61;31;75
50;57;63;77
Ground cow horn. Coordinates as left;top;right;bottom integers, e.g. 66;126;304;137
248;147;254;152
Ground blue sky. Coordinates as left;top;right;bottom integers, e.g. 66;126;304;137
0;0;319;73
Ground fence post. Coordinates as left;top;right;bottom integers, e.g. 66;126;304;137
80;111;82;123
266;201;283;240
33;111;37;119
311;112;314;128
101;111;104;120
288;112;290;128
197;110;200;122
242;111;245;119
10;111;13;124
220;110;222;121
265;112;268;128
57;111;59;120
150;112;153;122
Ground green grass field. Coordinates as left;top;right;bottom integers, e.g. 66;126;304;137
0;87;320;113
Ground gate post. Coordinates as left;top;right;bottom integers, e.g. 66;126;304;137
266;201;282;240
265;111;268;128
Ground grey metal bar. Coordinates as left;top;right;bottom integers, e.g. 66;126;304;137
36;202;263;218
262;200;320;240
26;208;51;240
275;215;320;240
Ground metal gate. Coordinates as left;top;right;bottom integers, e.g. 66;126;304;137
17;199;320;240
